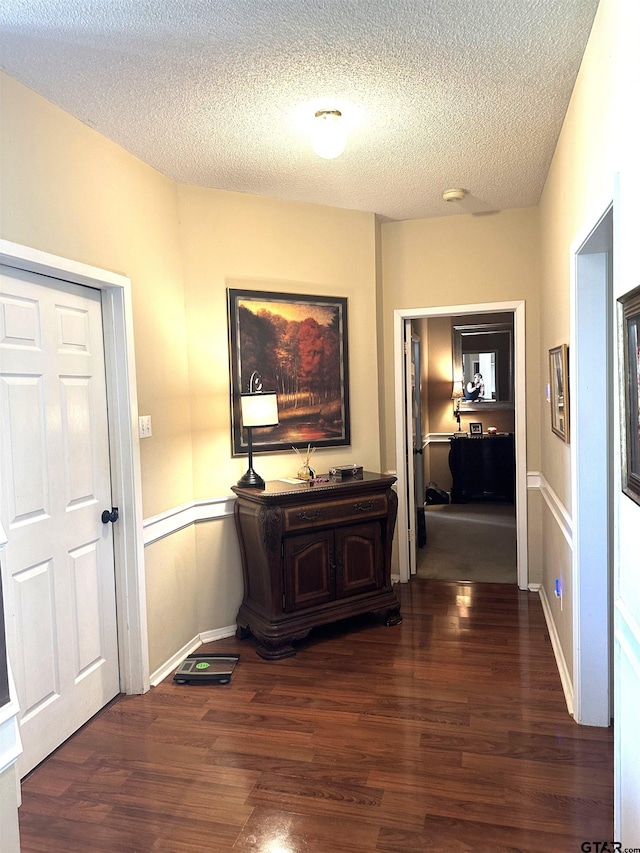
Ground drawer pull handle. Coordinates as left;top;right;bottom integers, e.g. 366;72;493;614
353;500;376;512
297;509;322;521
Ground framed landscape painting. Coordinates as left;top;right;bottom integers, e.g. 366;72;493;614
228;288;350;455
619;284;640;505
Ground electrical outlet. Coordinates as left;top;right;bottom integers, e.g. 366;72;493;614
554;577;563;611
138;415;152;438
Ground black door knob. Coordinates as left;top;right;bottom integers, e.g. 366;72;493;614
101;507;119;524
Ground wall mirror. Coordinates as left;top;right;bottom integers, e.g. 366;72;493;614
452;320;514;411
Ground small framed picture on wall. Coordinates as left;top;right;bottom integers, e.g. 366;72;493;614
469;422;483;435
549;344;569;442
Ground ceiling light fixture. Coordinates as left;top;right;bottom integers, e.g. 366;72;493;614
442;188;468;202
311;109;347;160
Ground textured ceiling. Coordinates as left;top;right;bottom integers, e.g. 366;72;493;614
0;0;599;221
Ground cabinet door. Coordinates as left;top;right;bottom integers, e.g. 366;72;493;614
336;522;382;598
283;530;334;612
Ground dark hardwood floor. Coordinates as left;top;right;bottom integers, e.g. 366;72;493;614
18;579;613;852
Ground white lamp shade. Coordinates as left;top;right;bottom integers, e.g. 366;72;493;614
311;110;347;160
240;392;279;427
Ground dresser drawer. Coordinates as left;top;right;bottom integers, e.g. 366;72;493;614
283;494;388;532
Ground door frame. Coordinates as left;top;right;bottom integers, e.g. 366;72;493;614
402;323;417;576
0;239;149;696
394;300;528;587
411;332;425;563
570;200;614;727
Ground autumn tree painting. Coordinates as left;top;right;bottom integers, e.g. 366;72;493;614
228;290;350;454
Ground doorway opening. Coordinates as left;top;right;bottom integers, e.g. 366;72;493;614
394;300;528;588
418;503;517;584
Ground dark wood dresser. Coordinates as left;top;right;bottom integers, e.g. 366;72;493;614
449;434;515;503
231;472;401;659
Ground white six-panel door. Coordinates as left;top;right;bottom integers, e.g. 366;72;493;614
0;266;119;776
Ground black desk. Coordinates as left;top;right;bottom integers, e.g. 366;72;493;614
449;434;515;503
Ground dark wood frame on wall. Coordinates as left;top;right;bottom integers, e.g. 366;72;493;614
549;344;570;443
619;284;640;505
228;288;350;455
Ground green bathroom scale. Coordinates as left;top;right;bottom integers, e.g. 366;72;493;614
173;653;239;684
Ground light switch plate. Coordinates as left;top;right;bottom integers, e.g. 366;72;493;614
139;415;152;438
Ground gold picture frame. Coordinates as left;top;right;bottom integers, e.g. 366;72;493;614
549;344;569;442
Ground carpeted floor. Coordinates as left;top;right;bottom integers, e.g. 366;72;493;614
417;502;517;583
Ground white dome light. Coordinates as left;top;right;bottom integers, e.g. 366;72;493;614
442;188;468;202
311;110;347;159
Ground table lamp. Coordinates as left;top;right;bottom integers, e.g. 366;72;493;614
451;380;464;432
237;391;279;488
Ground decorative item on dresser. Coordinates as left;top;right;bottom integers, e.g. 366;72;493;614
231;472;401;659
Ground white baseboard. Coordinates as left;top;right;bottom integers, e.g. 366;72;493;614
149;635;202;687
200;625;238;644
149;625;238;687
537;584;574;717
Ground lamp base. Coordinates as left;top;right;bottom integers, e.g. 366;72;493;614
237;467;265;489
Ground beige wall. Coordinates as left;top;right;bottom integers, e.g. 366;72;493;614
0;74;543;672
421;314;516;434
379;209;540;577
423;316;454;491
177;184;381;496
3;0;640;840
0;73;384;674
0;73;194;521
379;208;541;476
537;0;619;672
415;314;516;494
0;73;200;673
0;0;623;690
539;0;617;512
